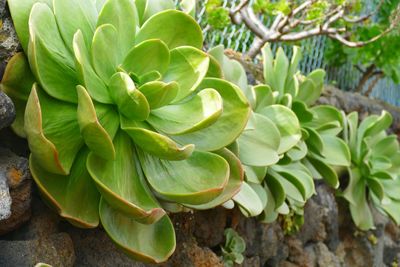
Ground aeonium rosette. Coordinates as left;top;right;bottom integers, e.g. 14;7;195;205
1;0;250;262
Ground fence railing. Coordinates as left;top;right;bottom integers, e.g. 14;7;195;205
191;0;400;106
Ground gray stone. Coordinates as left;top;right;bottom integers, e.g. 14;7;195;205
296;183;339;250
236;217;285;265
0;148;31;235
0;233;75;267
0;91;15;131
193;207;227;247
305;242;342;267
0;6;21;77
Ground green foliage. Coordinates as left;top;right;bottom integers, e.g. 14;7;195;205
221;228;246;267
2;0;251;263
210;44;350;223
341;111;400;230
205;0;230;29
325;0;400;85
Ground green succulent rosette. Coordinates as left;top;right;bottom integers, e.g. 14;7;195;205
209;44;350;222
1;0;250;263
341;111;400;230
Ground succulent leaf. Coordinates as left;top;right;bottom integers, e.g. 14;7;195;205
99;199;175;264
135;10;203;49
30;148;100;228
87;131;165;224
148;89;223;135
138;149;229;205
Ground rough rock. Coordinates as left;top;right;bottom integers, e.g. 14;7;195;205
0;232;75;267
0;4;20;77
296;183;339;250
0;148;31;234
0;91;15;130
193;207;227;247
308;242;342;267
165;240;223;267
62;226;146;267
236;217;285;266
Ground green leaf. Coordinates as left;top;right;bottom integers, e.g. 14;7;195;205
303;127;324;156
24;85;83;175
170;78;250;151
136;0;175;24
273;47;289;96
87;131;165;224
73;30;111;104
184;148;244;210
372;135;399;158
99;199;175;264
139;81;178;109
76;86;115;160
272;163;315;199
305;105;343;135
135;10;203;49
306;156;339;188
344;168;375;230
108;72;150;121
121;118;194;161
1;52;35;101
319;135;351;167
287;46;302;81
378;196;400;225
0;53;35;137
138;149;229;205
244;165;267;184
121;39;170;78
206;54;224;79
233;182;265;217
259;185;278;223
91;24;121;84
148;89;222;135
30;148;100;228
253;84;274;112
53;0;97;52
163;47;209;102
262;44;275;93
208;46;250;103
258;105;301;154
97;0;138;56
270;169;304;204
265;172;286;209
237;113;280;167
291;101;313;123
7;0;52;52
296;70;325;105
28;3;78;103
286;140;308;161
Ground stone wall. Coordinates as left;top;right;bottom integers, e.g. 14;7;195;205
0;5;400;267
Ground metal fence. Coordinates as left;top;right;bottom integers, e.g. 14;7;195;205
192;0;400;106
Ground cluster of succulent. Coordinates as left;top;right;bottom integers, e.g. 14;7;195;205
210;44;350;224
2;0;399;264
341;110;400;230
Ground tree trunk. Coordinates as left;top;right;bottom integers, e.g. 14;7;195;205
365;73;384;97
355;64;376;93
246;37;266;59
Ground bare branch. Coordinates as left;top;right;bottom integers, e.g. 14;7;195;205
292;1;314;16
343;0;385;23
231;0;250;15
328;27;393;48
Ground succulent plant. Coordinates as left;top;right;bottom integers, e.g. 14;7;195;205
2;0;251;262
209;44;351;223
341;111;400;230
